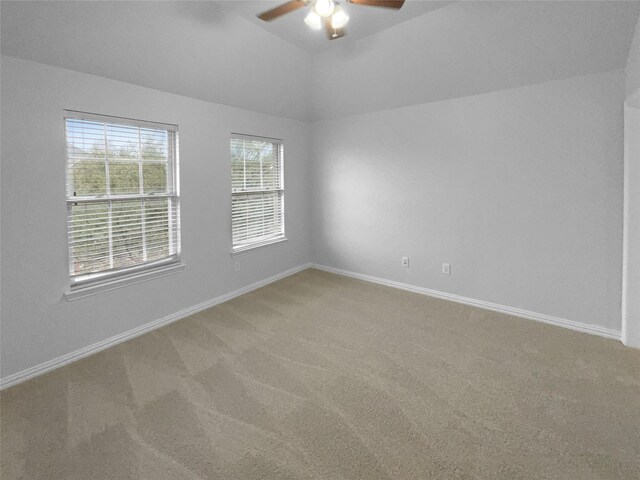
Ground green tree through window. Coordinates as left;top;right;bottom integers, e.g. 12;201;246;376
65;113;180;284
230;135;284;250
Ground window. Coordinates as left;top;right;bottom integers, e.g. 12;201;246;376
65;111;180;288
231;134;285;251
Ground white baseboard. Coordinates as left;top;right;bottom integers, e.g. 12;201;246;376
2;262;621;389
310;264;621;342
0;264;311;390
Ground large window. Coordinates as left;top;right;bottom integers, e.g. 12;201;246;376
65;111;180;287
231;134;285;251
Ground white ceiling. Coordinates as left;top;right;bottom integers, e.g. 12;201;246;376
310;0;640;119
0;1;315;120
218;0;452;53
1;1;639;121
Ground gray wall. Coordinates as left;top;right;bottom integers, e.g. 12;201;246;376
0;55;311;379
623;17;640;347
311;70;625;331
623;95;640;347
626;14;640;97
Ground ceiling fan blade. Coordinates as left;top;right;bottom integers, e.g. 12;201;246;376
349;0;405;8
325;17;346;40
257;0;306;21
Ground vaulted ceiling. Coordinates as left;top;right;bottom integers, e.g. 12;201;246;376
218;0;452;53
1;1;639;121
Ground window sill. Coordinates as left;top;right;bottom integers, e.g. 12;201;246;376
65;262;185;301
232;237;288;256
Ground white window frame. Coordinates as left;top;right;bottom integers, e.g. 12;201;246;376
230;133;286;253
64;110;182;297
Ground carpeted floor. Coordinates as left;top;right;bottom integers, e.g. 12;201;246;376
1;268;639;479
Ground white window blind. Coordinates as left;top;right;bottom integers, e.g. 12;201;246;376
65;112;180;286
231;134;284;250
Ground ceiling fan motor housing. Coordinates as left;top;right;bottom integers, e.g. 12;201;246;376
257;0;405;41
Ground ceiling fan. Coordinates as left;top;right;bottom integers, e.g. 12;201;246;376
257;0;405;40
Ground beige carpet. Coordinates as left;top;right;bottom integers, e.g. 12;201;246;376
1;268;639;479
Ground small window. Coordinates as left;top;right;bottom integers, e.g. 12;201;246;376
65;111;180;287
231;134;285;252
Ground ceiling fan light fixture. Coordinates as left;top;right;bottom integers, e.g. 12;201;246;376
304;10;322;29
256;0;405;41
314;0;335;18
330;6;349;29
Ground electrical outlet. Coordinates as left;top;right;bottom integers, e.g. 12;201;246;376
442;263;451;275
401;256;409;267
234;261;241;272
